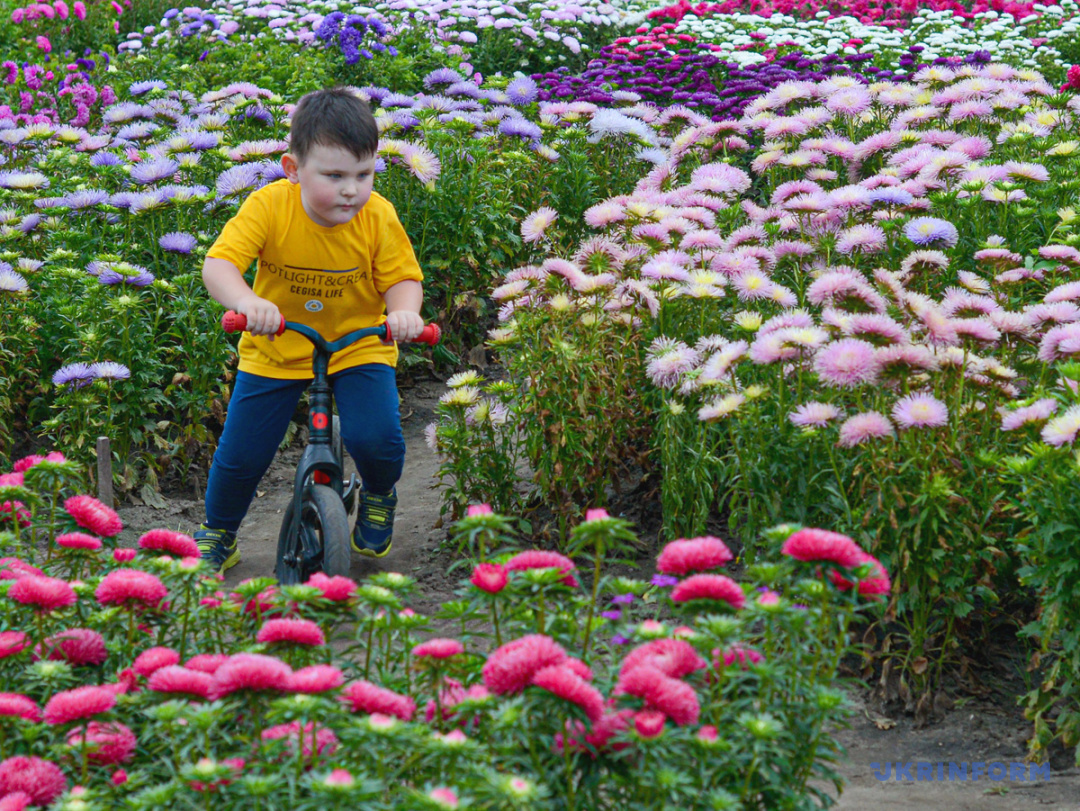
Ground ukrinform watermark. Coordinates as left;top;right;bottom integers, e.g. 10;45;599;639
872;762;1050;782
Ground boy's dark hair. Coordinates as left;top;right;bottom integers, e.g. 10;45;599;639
289;87;379;164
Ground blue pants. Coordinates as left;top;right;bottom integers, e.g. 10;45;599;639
204;365;404;534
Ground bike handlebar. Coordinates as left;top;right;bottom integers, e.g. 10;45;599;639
221;310;441;347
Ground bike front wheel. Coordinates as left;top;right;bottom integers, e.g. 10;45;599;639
275;484;351;584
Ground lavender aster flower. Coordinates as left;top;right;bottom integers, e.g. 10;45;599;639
130;157;179;185
423;68;462;90
904;217;959;248
89;361;130;381
0;267;28;293
506;76;539;105
651;575;679;588
215;163;262;199
61;190;109;210
90;153;122;167
129;79;167;96
52;362;96;388
159;232;197;254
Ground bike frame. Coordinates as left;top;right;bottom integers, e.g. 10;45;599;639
282;321;392;565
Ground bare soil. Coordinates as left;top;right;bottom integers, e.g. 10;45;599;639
112;376;1080;809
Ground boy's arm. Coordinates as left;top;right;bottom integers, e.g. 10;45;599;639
383;279;424;342
203;257;281;338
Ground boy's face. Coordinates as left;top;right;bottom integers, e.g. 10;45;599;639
281;144;376;228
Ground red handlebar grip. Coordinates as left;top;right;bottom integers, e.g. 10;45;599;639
221;310;285;336
383;322;441;346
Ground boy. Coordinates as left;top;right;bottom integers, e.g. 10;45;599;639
195;87;424;573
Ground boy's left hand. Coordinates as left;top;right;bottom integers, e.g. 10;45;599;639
385;310;425;342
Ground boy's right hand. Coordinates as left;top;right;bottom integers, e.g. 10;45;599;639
236;295;282;340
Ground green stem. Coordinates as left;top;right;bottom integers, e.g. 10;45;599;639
581;543;603;661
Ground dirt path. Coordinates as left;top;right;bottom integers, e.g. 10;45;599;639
114;378;1080;809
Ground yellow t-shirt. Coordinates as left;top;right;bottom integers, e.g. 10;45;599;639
207;179;423;379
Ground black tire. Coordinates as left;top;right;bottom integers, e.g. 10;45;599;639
275;484;350;584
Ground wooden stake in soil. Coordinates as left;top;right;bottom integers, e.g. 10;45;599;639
96;436;113;507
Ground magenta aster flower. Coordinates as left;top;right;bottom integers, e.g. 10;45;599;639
37;628;106;666
305;572;357;601
137;529;199;558
257;619;326;647
530;664;605;723
43;685;116;725
616;664;699;726
64;495;122;537
288;665;344;694
412;638;464;659
837;411;895;448
55;532;102;551
147;666;214;699
470;563;508;594
95;569;167;608
618;639;706;681
132;646;180;678
656;536;733;575
829;551;891;598
670;574;745;609
482;635;568;696
0;694;40;723
718;644;764;669
891;393;949;430
504;550;578;587
66;721;137;765
0;757;67;806
781;528;863;567
8;575;76;612
339;679;415;720
212;653;292;698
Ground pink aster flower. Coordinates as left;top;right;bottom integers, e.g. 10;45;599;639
257;619;325;647
0;694;40;723
0;757;67;806
8;575;76;612
413;638;464;659
137;529;199;558
185;653;229;674
521;207;557;243
717;644;765;669
829;551;891;598
427;788;459;809
470;563;508;594
37;628;107;666
305;572;357;601
482;634;569;695
66;721;136;765
95;569;167;608
789;402;841;428
340;679;416;720
132;646;180;678
634;709;667;739
530;665;605;723
615;664;700;725
670;574;745;609
999;399;1058;431
813;339;880;388
781;528;863;567
837;411;895;448
64;495;122;537
0;632;29;660
262;721;337;759
43;685;116;725
891;393;949;430
113;549;136;564
1041;405;1080;447
288;665;344;694
618;639;706;680
503;550;578;587
55;532;102;551
147;666;215;699
0;558;42;581
656;536;733;575
835;224;886;255
212;653;292;698
1038;322;1080;363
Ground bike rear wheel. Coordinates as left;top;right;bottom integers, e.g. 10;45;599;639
275;484;351;584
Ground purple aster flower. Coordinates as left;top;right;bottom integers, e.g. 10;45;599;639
904;217;959;248
90;153;122;167
651;574;679;588
18;214;40;233
611;634;631;645
52;362;96;388
61;190;109;210
129;79;166;96
498;117;542;141
600;610;622;621
423;68;462;90
130;157;179;185
89;361;130;381
379;92;415;109
445;82;481;100
116;121;157;141
215;163;262;198
611;594;635;605
506;76;539;105
159;232;197;254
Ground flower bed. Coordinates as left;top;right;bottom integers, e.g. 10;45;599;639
0;455;885;808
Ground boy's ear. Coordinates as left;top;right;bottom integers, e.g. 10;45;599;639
281;153;300;183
